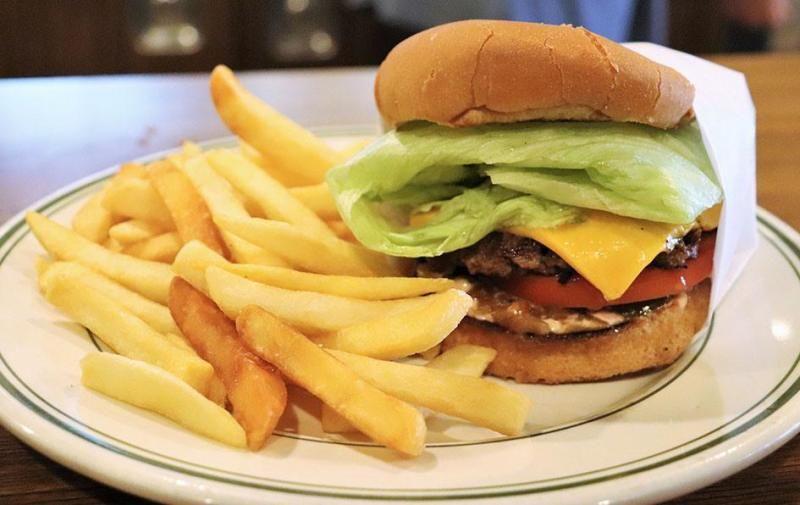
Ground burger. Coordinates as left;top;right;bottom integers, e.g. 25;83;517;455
326;20;722;384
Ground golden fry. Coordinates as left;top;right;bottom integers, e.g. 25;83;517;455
328;350;531;436
319;405;356;434
427;344;497;376
288;183;339;220
171;240;228;293
72;189;119;243
205;149;335;239
39;261;181;336
239;141;308;187
170;278;287;450
108;219;165;245
102;176;174;229
236;305;425;456
117;162;148;179
215;214;400;276
149;160;229;258
177;155;288;266
315;289;473;359
173;240;455;300
27;212;173;303
45;275;213;393
103;237;124;252
320;344;494;434
123;231;182;263
210;65;340;185
182;140;202;158
81;352;245;447
206;267;431;333
325;220;356;242
419;344;441;361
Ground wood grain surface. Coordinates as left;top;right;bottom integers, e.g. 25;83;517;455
1;53;799;504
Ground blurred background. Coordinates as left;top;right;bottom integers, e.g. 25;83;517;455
1;0;798;78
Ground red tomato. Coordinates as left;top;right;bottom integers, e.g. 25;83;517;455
500;234;716;310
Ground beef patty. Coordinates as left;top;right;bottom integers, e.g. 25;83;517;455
417;229;705;336
418;228;703;280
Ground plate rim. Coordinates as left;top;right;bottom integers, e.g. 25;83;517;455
1;136;799;503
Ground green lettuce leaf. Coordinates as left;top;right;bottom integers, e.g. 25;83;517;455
326;120;721;257
375;185;579;255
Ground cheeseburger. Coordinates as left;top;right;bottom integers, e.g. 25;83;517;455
327;20;722;384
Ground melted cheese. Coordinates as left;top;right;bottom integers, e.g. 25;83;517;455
507;211;692;301
410;202;720;301
698;203;722;230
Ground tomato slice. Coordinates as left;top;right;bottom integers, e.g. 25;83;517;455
500;233;716;310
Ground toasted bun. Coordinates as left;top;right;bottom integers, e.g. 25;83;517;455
443;280;710;384
376;20;694;130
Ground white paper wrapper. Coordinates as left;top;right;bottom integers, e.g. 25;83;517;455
626;43;758;317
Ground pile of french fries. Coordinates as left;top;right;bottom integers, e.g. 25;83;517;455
28;65;532;457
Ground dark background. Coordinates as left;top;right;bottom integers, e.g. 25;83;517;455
1;0;797;78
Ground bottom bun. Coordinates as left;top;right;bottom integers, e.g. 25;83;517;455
443;280;711;384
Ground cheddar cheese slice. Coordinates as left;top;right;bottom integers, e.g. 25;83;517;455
508;211;692;301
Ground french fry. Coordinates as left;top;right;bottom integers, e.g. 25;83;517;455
239;141;308;187
238;140;264;165
177;155;287;266
149;160;229;257
236;305;425;456
118;162;148;179
159;331;228;406
81;353;245;447
26;212;173;304
162;332;195;352
182;140;202;158
206;267;431;333
419;344;441;361
108;219;165;245
319;405;357;434
427;344;497;376
39;261;181;336
44;275;213;394
170;278;287;450
205;149;335;239
206;375;228;406
171;241;224;293
123;231;182;263
328;350;531;436
72;189;118;243
233;261;453;300
172;144;264;219
103;237;124;252
210;65;340;185
289;183;339;220
174;155;248;218
36;257;225;405
325;220;356;241
315;289;472;359
35;256;53;292
159;330;228;407
215;214;399;276
227;234;288;266
320;344;495;433
102;176;175;229
173;240;455;299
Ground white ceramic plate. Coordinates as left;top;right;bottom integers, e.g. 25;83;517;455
2;132;800;505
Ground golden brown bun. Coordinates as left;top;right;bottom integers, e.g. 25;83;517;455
376;20;694;130
443;280;710;384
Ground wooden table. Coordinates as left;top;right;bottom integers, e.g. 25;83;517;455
1;53;799;504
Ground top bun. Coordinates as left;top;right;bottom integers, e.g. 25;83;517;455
375;20;694;129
